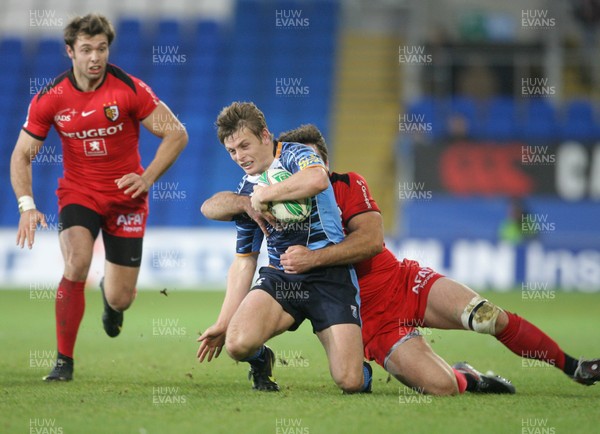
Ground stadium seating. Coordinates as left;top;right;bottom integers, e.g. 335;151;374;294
519;98;560;142
2;0;597;236
404;95;600;144
448;96;481;139
405;97;447;139
560;99;600;141
0;1;340;227
479;96;518;141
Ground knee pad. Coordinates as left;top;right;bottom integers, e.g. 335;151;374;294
460;296;502;334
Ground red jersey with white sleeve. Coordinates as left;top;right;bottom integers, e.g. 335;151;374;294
23;64;159;195
330;171;444;367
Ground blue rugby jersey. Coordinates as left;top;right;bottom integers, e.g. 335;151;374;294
234;141;344;269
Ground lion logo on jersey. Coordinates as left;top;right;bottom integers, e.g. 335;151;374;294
104;104;119;121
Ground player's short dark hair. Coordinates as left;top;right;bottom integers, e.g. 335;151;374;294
216;102;268;144
277;124;329;165
64;13;115;48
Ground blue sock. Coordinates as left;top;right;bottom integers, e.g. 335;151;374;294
361;363;372;392
241;345;265;365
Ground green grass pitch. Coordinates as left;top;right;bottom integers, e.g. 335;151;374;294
1;289;599;434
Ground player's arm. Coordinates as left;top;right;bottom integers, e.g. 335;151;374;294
201;191;251;221
251;166;329;212
10;130;48;249
116;101;188;198
197;253;258;362
216;253;258;329
281;211;384;274
201;192;275;235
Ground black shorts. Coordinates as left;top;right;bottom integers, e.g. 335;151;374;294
59;204;143;267
251;265;361;333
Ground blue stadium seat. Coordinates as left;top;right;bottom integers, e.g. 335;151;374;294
0;38;25;71
111;53;142;76
32;39;70;78
117;18;143;39
448;96;481;139
187;52;219;70
112;18;144;69
35;38;63;56
520;98;559;142
154;19;183;47
234;0;262;35
480;97;518;141
560;99;600;142
307;0;339;28
0;91;15;108
194;20;221;49
271;18;302;50
406;97;447;139
306;27;337;52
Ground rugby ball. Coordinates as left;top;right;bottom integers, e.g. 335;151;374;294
257;168;312;223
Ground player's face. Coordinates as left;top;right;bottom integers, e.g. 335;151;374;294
224;127;273;175
66;33;109;89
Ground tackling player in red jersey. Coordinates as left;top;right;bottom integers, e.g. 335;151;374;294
277;125;600;394
10;14;187;381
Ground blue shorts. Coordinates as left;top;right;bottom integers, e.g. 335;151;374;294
251;265;361;333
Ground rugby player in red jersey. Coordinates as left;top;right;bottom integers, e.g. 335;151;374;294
10;14;187;381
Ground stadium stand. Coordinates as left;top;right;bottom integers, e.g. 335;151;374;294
0;0;340;227
405;95;600;144
1;0;598;251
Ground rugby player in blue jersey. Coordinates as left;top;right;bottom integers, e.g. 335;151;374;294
196;102;371;393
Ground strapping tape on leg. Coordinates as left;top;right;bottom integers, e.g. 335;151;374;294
460;296;501;334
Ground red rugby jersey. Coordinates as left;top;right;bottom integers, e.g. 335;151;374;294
23;64;159;194
330;171;400;299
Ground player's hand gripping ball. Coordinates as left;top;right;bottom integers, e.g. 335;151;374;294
257;169;312;223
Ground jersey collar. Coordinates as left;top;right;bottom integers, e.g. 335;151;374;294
67;67;108;92
273;140;283;157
